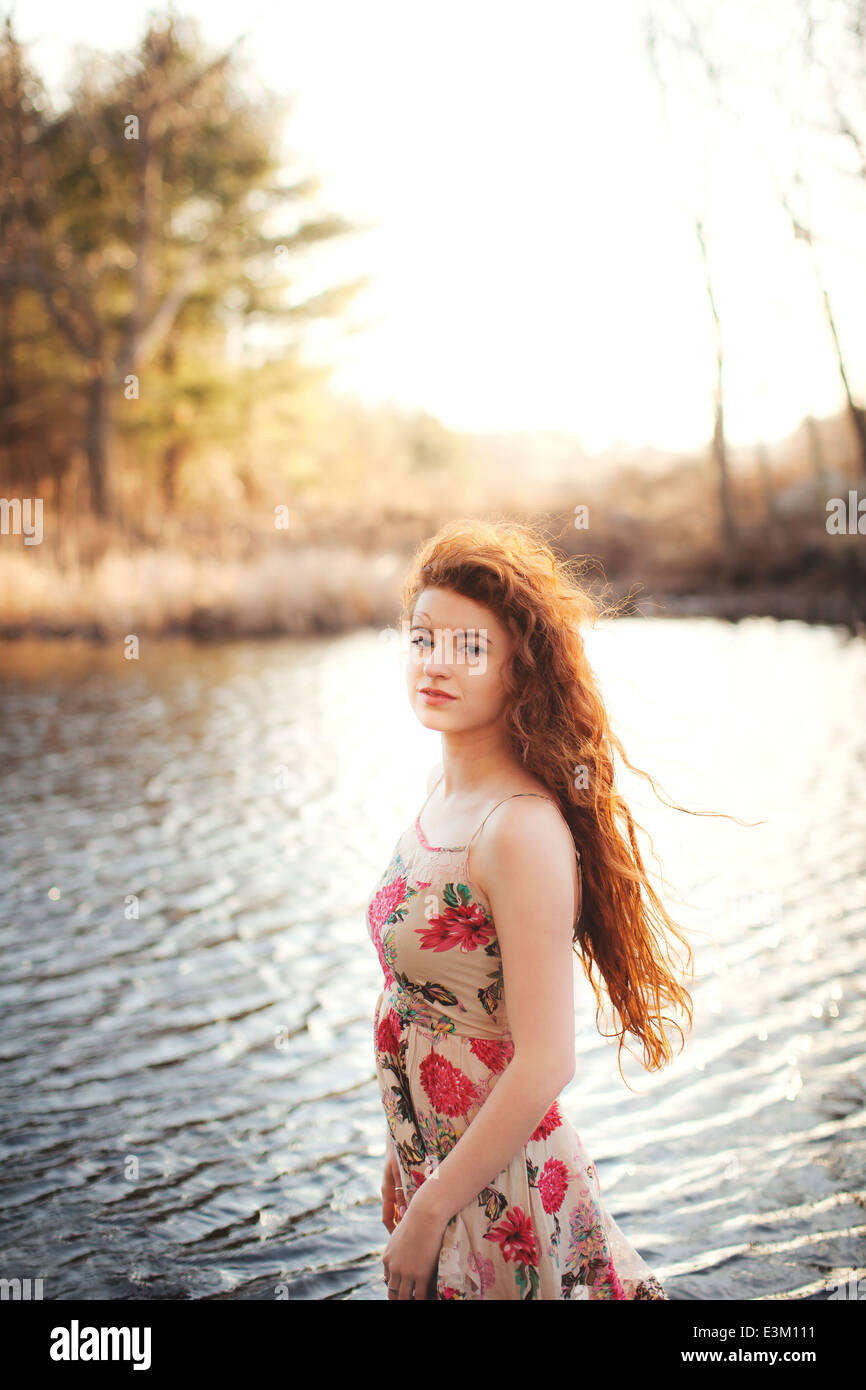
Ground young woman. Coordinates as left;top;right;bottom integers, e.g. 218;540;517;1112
365;517;699;1300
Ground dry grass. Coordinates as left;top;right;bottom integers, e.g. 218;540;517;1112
0;541;410;639
2;416;863;639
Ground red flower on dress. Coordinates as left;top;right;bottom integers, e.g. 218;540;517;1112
368;876;407;933
484;1205;538;1265
419;1050;478;1117
530;1100;563;1143
417;901;495;953
368;875;407;987
468;1037;515;1073
376;1010;400;1056
538;1157;570;1214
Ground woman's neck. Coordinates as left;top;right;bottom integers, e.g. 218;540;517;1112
438;733;527;799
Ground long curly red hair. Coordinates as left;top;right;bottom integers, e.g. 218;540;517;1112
399;515;747;1087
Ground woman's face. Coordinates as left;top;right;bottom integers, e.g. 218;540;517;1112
405;587;515;734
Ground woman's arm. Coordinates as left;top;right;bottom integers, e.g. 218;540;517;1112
411;1056;569;1229
409;797;579;1229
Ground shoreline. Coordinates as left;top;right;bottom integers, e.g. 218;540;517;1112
1;583;863;643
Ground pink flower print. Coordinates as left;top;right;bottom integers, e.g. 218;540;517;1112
538;1157;569;1214
417;900;495;953
368;875;407;987
419;1050;478;1118
568;1195;609;1266
468;1036;514;1073
484;1205;538;1266
376;1010;400;1057
467;1251;496;1296
530;1100;563;1143
368;875;407;933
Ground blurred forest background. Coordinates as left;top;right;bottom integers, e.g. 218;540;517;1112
0;4;864;639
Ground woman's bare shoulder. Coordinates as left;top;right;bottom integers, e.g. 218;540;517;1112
472;789;574;875
484;788;571;846
469;792;580;925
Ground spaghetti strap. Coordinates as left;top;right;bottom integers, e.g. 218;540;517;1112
466;791;582;866
464;791;584;937
416;772;582;867
466;792;555;850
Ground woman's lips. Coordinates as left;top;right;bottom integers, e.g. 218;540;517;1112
419;688;456;703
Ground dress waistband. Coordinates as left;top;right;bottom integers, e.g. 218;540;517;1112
383;976;513;1045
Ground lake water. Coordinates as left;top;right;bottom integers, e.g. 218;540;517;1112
1;617;864;1300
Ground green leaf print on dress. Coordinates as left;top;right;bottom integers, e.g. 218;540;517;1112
561;1194;622;1299
391;965;463;1017
477;937;505;1016
477;1186;508;1224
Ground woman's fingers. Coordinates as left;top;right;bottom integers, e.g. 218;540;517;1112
383;1261;415;1300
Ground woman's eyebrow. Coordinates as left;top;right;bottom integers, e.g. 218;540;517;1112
409;619;492;645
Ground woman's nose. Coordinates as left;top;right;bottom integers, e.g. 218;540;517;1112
422;631;454;669
424;645;450;672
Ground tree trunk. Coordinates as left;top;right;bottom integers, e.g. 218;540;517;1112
162;439;186;508
84;367;110;519
815;271;866;480
796;226;866;480
804;413;829;504
695;219;737;562
754;439;779;563
0;287;14;490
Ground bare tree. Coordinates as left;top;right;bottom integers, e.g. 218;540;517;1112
791;0;866;477
780;180;866;477
643;7;738;560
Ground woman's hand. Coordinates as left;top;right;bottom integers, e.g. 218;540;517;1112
381;1145;407;1234
382;1192;448;1301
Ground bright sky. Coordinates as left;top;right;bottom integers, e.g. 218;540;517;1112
16;0;866;453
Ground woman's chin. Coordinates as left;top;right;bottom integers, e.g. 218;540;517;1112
413;700;459;728
415;708;451;728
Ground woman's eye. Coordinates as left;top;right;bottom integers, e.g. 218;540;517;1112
410;634;430;648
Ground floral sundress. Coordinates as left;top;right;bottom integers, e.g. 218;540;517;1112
365;780;669;1300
